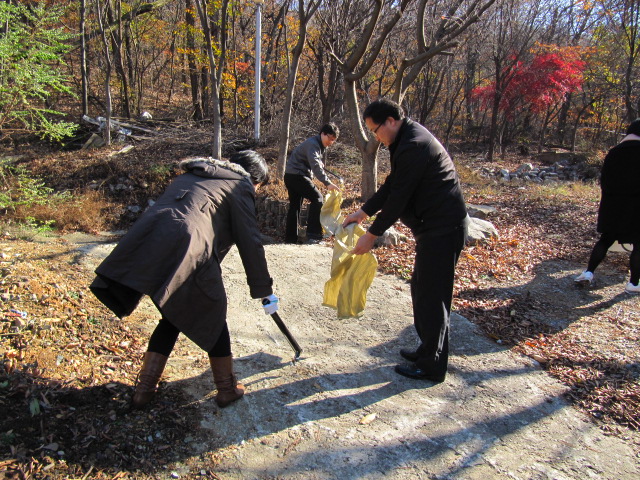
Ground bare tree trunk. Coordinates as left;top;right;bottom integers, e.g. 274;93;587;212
345;79;379;199
487;86;500;161
624;54;638;121
200;66;209;118
97;0;112;145
185;0;202;120
230;3;238;125
194;0;229;159
261;3;289;93
276;0;321;179
443;75;465;149
124;23;137;112
570;97;593;152
106;0;131;118
555;92;572;145
324;60;342;123
464;48;479;133
620;0;639;121
538;108;552;153
276;54;301;178
80;0;88;116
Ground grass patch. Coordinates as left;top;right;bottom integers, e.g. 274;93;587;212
18;189;113;233
528;181;600;205
1;158;114;233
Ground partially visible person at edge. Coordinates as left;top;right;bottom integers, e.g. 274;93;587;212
90;150;279;409
574;118;640;294
284;122;340;244
342;98;467;384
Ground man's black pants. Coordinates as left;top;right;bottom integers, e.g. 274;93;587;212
284;173;323;242
412;225;465;378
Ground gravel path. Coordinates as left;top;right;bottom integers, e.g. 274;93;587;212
77;241;640;479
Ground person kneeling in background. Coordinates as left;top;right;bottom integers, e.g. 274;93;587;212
90;150;279;408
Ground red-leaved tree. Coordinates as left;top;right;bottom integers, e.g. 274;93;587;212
472;47;585;151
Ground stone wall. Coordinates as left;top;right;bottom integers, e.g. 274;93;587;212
255;196;308;236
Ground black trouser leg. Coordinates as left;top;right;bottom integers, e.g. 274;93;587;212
630;243;640;285
411;227;464;377
147;317;180;357
284;173;324;240
284;174;304;243
306;195;324;239
586;233;616;273
148;317;231;358
207;323;232;358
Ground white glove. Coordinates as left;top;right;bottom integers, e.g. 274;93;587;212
261;294;279;315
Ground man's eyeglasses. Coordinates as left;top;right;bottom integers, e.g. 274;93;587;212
372;121;385;136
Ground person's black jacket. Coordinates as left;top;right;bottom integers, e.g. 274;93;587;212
362;118;467;237
597;139;640;240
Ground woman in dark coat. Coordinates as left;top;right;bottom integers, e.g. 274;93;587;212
90;150;279;408
575;118;640;293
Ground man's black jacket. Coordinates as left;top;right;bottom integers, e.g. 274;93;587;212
362;118;467;237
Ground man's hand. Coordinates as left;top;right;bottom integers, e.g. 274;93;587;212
327;183;339;192
261;294;279;315
350;231;377;255
342;208;368;227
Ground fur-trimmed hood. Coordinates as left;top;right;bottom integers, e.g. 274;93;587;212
179;157;250;180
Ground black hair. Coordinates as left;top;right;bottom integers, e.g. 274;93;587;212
363;98;404;125
626;118;640;136
320;122;340;138
229;150;269;185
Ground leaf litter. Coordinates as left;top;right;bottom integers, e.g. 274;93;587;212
1;143;639;477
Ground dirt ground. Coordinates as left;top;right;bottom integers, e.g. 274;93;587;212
2;230;638;479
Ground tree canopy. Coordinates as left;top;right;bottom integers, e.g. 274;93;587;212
0;0;638;162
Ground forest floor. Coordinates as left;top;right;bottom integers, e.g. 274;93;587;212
1;135;639;479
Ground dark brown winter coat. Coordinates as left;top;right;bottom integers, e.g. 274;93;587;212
597;139;640;242
90;159;273;352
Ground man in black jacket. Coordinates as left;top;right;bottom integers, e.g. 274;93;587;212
343;99;467;383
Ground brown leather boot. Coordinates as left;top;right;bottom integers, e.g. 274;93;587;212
209;355;245;408
132;351;168;409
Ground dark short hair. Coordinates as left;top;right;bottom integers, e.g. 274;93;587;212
626;118;640;136
320;122;340;138
229;150;269;185
363;98;404;125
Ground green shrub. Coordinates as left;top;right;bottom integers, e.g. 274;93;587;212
0;2;77;142
0;159;70;213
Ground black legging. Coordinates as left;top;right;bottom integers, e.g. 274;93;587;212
586;233;640;285
147;317;232;358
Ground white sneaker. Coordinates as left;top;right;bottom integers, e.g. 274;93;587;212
624;282;640;294
574;271;593;285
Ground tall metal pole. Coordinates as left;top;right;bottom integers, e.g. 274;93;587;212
254;1;263;141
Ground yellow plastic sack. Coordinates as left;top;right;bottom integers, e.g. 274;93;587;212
319;188;344;237
320;190;377;318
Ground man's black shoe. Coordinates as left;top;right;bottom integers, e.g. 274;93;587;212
394;364;445;383
399;348;419;362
